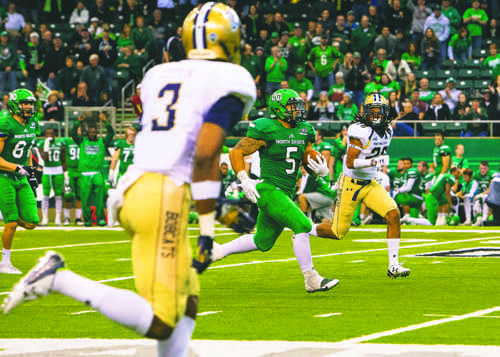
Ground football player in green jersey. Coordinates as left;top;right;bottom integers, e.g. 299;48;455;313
213;89;338;292
432;132;452;177
403;167;461;226
219;162;240;199
472;161;494;226
0;89;39;274
109;126;136;186
71;113;114;226
37;126;66;226
395;158;424;219
63;132;83;225
297;167;336;222
388;158;406;194
313;129;333;181
456;168;477;225
452;144;470;169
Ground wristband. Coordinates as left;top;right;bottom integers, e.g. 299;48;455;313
108;169;115;182
199;211;215;237
237;170;250;182
353;158;373;169
349;143;363;151
191;181;221;200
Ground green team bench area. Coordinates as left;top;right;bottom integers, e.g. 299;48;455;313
225;137;500;171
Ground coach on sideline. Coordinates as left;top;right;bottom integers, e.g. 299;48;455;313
485;168;500;226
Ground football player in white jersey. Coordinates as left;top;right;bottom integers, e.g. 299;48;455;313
313;94;410;278
2;3;256;356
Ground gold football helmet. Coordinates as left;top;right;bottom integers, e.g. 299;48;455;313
182;2;241;64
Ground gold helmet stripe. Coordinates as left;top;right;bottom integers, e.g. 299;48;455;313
194;2;216;50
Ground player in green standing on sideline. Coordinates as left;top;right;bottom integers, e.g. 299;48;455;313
472;161;494;226
402;167;461;226
108;126;136;186
395;158;424;219
210;89;339;292
71;113;114;227
0;89;39;274
37;127;66;226
433;132;452;178
63;131;83;225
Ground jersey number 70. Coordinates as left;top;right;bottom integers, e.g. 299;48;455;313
152;83;181;131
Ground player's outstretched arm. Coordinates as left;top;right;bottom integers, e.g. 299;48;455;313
230;137;266;173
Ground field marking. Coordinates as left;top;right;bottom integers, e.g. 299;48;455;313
340;305;500;344
315;312;342;317
431;261;442;264
482;240;500;244
209;235;500;270
354;239;436;243
12;240;131;252
69;310;96;315
425;313;500;319
350;260;365;263
198;311;222;316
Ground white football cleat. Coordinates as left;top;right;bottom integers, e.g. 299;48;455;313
40;217;49;226
212;241;225;262
2;251;65;314
473;217;483;226
387;263;411;278
400;214;410;225
304;269;339;293
63;218;70;226
0;263;22;275
55;216;62;226
461;219;472;226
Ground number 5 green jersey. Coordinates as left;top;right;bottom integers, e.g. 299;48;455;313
246;118;315;196
0;111;37;176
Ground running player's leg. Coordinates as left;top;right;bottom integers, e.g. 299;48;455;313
362;181;409;277
0;176;20;272
331;175;360;239
41;174;51;225
52;174;64;225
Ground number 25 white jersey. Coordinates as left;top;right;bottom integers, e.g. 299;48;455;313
135;59;256;186
342;123;392;180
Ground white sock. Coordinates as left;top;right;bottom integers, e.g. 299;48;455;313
464;198;471;221
293;233;314;273
52;270;154;335
55;197;62;218
387;238;400;266
2;249;11;264
309;224;318;237
406;217;432;226
483;201;489;220
64;208;70;220
42;196;49;220
221;234;258;257
75;209;82;219
360;214;365;219
157;316;195;357
438;212;446;218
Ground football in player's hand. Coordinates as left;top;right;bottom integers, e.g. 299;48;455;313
302;149;322;176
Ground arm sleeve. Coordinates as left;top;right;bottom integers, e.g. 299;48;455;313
71;122;83;145
399;178;416;193
470;180;479;195
203;95;244;133
104;122;115;147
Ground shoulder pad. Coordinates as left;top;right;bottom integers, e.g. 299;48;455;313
347;123;371;147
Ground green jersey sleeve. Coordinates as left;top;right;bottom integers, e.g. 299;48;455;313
246;118;276;143
439;145;452;157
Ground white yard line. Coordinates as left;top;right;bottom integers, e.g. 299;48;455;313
197;311;222;316
12;240;131;252
340;306;500;344
350;260;365;263
69;310;96;315
425;313;500;319
314;312;342;317
209;235;500;270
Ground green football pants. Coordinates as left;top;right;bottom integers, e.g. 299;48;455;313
0;173;39;224
253;182;312;252
395;193;423;218
79;172;105;223
425;193;441;225
65;169;81;202
42;173;64;196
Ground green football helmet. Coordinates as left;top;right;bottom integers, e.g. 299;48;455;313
268;89;305;127
63;185;75;203
446;214;460;226
7;89;37;121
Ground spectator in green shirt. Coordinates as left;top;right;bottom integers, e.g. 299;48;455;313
289;24;310;66
481;44;500;80
328;71;345;102
464;97;489;136
0;31;18;93
373;48;389;71
377;73;401;99
463;0;488;50
308;33;341;98
402;42;421;71
441;0;462;37
351;16;377;65
288;67;313;101
336;93;358;122
131;15;155;65
241;44;261;86
264;46;287;98
448;26;472;63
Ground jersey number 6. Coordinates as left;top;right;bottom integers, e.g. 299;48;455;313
152;83;181;131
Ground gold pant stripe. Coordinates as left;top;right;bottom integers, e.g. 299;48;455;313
332;174;397;239
120;172;199;327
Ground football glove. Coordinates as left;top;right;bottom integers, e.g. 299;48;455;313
372;155;390;168
27;172;39;195
237;171;262;204
192;235;213;274
16;165;36;177
307;155;329;177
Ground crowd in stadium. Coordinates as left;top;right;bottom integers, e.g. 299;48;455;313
0;0;499;134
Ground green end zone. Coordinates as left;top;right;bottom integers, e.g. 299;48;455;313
0;226;499;354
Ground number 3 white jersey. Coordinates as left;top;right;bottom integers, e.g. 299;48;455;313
342;123;393;180
135;59;256;185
